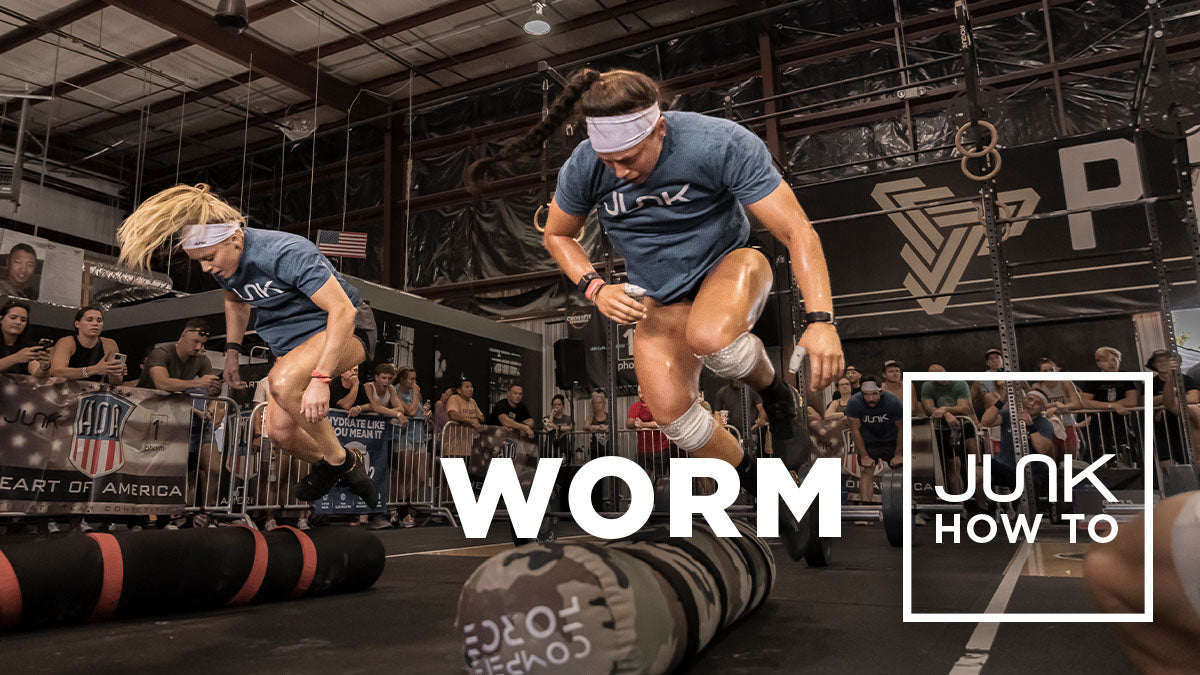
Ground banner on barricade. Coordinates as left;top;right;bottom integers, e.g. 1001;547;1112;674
313;410;391;515
0;374;191;515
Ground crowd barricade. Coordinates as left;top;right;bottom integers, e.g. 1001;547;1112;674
184;394;252;525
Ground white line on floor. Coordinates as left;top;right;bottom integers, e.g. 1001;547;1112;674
385;535;590;558
948;543;1033;675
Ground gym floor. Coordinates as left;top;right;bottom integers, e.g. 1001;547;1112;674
0;522;1133;675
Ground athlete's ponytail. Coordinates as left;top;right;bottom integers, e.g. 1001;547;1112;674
118;184;244;270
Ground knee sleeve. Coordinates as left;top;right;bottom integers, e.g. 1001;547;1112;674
698;331;764;381
1172;491;1200;618
661;399;717;453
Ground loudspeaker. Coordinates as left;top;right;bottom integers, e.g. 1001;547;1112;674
554;338;587;390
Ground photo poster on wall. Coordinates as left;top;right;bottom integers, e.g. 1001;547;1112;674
0;227;85;306
488;347;522;409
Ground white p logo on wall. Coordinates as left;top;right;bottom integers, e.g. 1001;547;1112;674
871;178;1040;315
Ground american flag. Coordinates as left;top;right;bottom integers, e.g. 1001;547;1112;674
316;230;368;258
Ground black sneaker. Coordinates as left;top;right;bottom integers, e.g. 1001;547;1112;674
763;386;811;470
295;455;353;503
779;504;811;561
336;447;380;508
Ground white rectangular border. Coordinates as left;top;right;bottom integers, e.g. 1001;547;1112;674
901;371;1154;623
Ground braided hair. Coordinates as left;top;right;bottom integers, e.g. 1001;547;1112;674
465;68;662;194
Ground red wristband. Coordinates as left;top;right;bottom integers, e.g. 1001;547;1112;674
584;278;606;301
310;370;332;384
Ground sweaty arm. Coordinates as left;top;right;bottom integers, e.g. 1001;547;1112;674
746;182;843;388
223;291;251;389
543;201;646;324
308;278;358;378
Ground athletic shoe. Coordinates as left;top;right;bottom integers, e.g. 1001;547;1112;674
165;523;180;531
78;520;94;533
263;518;278;531
46;521;61;534
401;514;415;528
295;450;357;503
335;447;380;508
296;517;310;531
761;385;811;470
367;515;392;530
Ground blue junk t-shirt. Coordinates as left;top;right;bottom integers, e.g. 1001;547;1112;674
845;391;904;447
554;111;782;303
212;227;362;356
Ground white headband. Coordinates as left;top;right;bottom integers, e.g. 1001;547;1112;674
180;222;240;250
586;103;661;153
1026;390;1049;405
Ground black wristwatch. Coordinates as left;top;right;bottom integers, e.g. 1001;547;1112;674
576;272;601;295
804;311;835;326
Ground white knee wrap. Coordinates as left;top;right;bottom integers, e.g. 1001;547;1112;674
698;331;762;381
1172;491;1200;618
660;399;717;453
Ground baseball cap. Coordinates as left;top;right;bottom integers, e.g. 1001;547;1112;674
883;359;902;370
985;348;1003;358
859;380;881;393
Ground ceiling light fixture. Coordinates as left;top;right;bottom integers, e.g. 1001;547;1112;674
215;0;250;34
523;2;551;36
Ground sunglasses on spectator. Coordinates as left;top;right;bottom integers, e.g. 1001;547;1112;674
186;329;212;338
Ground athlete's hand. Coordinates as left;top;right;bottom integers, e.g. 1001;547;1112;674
302;379;330;423
798;322;843;390
594;284;647;324
224;352;247;390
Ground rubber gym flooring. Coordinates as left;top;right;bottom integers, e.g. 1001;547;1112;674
0;521;1134;675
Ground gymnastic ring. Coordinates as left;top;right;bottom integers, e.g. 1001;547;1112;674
954;119;998;158
961;147;1002;182
533;202;586;242
533;202;549;233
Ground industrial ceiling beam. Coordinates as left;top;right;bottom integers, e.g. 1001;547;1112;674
0;0;103;55
28;0;307;101
99;0;384;116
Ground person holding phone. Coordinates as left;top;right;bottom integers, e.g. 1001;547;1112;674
0;300;51;377
49;305;126;384
137;318;221;395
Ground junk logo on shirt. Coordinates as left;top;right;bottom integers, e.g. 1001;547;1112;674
602;184;692;216
861;412;892;424
234;281;286;302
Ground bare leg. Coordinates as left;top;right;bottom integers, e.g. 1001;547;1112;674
685;248;776;390
1085;492;1200;673
263;331;365;465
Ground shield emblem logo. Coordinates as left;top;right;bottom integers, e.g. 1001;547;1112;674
71;391;134;478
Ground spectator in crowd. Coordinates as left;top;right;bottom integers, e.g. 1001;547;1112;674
832;364;862;400
545;393;574;432
714;379;768;452
825;376;854;419
0;243;38;300
488;384;536;440
586;390;610;459
1033;357;1084;460
1148;349;1199;466
395;367;424;422
844;378;903;507
920;364;976;498
975;347;1015;454
881;359;904;398
544;393;576;460
360;363;408;423
49;306;125;384
1079;346;1138;463
979;388;1055;496
432;387;454;436
0;300;50;376
137;319;220;394
444;378;485;456
628;386;670;482
329;368;361;410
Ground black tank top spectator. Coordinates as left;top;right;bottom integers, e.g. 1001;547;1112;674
49;306;125;385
